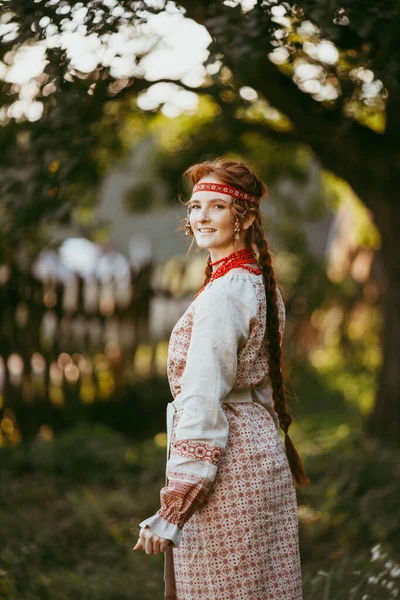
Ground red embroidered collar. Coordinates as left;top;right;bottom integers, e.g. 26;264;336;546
194;248;262;298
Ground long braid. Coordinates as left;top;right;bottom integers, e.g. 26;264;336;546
257;233;289;427
253;220;309;487
202;253;212;288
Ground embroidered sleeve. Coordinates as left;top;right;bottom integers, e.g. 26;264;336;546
140;278;252;546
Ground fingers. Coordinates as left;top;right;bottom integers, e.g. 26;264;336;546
133;527;170;555
144;533;153;555
145;532;162;555
151;536;170;554
152;539;162;555
140;528;149;553
139;527;153;555
160;539;170;553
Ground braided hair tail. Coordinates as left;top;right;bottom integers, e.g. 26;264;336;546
202;253;212;288
255;230;310;487
285;433;310;487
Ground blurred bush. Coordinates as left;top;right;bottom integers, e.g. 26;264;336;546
0;423;167;599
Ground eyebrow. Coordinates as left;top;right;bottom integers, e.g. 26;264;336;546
189;197;229;205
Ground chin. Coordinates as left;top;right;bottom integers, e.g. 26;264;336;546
195;238;213;250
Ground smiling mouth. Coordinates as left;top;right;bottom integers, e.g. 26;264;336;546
198;229;216;233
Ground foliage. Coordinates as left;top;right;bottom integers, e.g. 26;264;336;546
1;0;400;246
299;434;400;598
0;424;167;599
303;545;400;599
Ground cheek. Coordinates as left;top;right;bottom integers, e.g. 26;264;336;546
220;213;235;229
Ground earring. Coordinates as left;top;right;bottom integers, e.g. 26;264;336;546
234;218;240;240
185;210;192;236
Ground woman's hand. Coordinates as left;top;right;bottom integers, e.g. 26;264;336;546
133;526;171;555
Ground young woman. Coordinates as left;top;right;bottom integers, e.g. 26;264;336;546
133;158;309;600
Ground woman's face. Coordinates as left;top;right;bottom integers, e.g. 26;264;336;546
189;175;238;261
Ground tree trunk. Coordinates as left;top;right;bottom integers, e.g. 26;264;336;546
367;230;400;440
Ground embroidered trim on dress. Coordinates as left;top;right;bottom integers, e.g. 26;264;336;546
159;470;213;528
172;439;224;465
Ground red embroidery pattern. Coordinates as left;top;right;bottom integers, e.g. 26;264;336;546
192;182;260;206
173;439;223;465
170;412;224;466
167;303;195;398
158;470;213;529
172;403;303;599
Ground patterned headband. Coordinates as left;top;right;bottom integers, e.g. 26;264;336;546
192;182;260;206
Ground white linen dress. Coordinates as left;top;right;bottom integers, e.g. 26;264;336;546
140;269;303;600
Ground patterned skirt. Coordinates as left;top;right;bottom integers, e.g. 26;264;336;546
169;402;303;600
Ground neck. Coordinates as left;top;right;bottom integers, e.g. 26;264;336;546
210;248;254;271
195;247;260;298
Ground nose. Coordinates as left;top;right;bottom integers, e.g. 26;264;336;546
197;207;211;222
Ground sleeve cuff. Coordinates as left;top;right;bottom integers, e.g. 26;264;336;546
139;514;183;548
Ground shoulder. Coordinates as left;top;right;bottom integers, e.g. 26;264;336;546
194;271;262;316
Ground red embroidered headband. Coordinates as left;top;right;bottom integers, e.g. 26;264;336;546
192;182;260;206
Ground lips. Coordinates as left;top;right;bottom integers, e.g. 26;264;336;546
198;229;216;233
